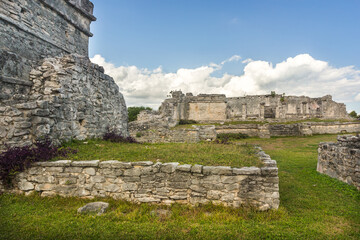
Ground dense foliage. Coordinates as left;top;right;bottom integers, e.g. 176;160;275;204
128;106;152;122
0;138;77;187
349;110;358;118
103;130;137;143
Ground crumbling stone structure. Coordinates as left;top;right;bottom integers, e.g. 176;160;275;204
6;148;279;210
0;0;128;149
317;135;360;190
160;91;348;122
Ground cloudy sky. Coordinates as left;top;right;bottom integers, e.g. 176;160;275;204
89;0;360;112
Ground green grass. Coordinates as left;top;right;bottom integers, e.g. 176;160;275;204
56;139;261;168
1;134;359;239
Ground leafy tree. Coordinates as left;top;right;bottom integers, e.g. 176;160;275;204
349;110;358;118
128;106;152;122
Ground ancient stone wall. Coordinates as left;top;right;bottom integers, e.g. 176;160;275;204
158;91;348;123
1;0;129;149
0;54;128;149
0;0;95;81
6;149;279;210
215;122;360;138
317;135;360;190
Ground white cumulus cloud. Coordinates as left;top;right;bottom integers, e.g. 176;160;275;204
90;54;360;112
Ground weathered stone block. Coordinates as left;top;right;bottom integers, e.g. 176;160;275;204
177;164;192;172
71;160;99;167
191;164;203;173
233;167;261;175
161;162;179;173
83;168;96;176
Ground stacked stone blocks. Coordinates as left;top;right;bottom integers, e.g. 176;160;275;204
317;135;360;190
10;149;279;210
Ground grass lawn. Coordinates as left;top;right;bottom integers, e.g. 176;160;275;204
0;134;359;239
55;139;261;168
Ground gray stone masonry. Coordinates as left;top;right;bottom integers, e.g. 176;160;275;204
317;135;360;190
0;54;128;149
4;148;280;210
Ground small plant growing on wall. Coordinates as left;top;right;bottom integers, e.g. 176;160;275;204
103;128;138;143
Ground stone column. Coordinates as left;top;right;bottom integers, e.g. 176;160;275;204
242;104;247;120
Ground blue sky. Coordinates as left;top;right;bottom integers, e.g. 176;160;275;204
89;0;360;112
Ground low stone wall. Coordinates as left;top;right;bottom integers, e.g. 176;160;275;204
5;149;279;210
130;125;217;143
215;122;360;138
317;135;360;190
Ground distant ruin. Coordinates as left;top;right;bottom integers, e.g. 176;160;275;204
160;91;348;122
129;91;356;142
0;0;128;150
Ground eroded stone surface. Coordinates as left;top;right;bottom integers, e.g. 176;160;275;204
317;134;360;190
2;148;280;211
77;202;109;215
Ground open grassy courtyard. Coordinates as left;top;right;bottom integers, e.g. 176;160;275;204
0;134;359;239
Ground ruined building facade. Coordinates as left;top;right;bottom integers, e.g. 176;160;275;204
159;91;348;122
0;0;128;149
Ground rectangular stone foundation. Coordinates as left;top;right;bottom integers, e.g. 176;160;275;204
3;148;280;210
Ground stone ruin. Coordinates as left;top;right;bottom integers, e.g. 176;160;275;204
0;0;128;150
129;91;357;142
317;135;360;190
160;91;348;122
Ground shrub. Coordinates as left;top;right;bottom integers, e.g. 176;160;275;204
178;119;197;125
217;133;249;141
349;110;358;118
0;138;77;187
103;130;137;143
128;106;152;122
136;132;142;138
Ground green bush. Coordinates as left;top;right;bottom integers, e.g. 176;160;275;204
128;106;152;122
217;133;249;140
349;110;358;118
178;119;197;125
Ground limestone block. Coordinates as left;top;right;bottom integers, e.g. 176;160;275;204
261;167;278;176
41;191;57;197
131;161;153;166
104;184;121;192
122;182;138;191
35;183;55;191
32;175;55;183
90;176;105;183
207;190;222;200
124;167;141;176
59;178;77;185
233;167;261;175
203;166;232;175
220;175;246;184
45;167;64;173
177;164;192;172
71;160;99;167
161;162;179;173
83;168;96;176
64;167;83;173
18;181;34;191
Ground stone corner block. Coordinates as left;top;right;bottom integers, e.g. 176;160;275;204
71;160;99;167
260;167;278;176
